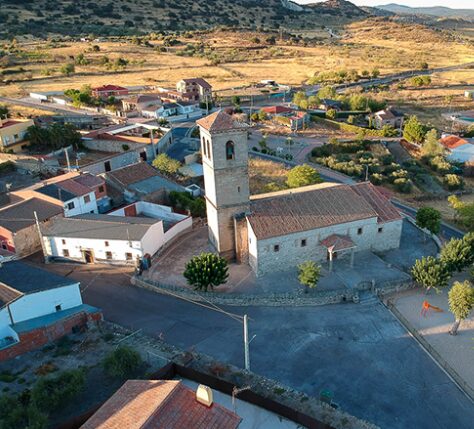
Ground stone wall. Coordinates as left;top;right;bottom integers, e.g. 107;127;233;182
131;275;358;307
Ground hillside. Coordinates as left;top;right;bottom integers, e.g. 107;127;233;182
376;4;474;20
0;0;368;38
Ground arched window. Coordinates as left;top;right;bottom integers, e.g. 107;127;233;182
226;141;235;160
202;136;207;157
206;140;211;160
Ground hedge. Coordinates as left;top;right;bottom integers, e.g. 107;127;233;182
310;115;387;137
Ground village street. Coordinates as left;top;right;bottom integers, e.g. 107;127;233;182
34;260;474;429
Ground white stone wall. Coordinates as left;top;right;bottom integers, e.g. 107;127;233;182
252;217;402;276
63;192;98;217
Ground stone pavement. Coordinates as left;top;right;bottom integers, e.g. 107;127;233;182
391;272;474;396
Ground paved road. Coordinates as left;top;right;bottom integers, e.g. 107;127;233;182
392;200;465;240
33;260;473;429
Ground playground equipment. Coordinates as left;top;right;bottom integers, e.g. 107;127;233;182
421;300;443;317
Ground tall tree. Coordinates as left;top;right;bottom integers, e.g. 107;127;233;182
421;128;444;157
298;261;321;291
184;253;229;292
403;115;426;145
416;206;441;239
448;281;474;335
152;153;181;175
440;237;474;274
411;256;450;293
287;164;322;188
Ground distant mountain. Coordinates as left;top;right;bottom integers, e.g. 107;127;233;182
375;3;474;19
0;0;370;37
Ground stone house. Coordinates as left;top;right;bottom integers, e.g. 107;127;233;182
197;110;403;276
176;78;212;102
372;108;404;129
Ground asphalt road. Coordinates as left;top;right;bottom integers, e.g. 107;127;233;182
391;200;465;240
51;263;474;429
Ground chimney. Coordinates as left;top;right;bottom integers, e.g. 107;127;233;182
195;384;213;407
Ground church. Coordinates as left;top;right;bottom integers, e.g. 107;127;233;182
196;111;403;277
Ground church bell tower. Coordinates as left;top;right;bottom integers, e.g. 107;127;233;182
197;111;250;259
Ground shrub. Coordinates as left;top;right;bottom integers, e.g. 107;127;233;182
103;346;143;378
152;153;181;175
31;369;85;411
297;261;321;290
393;178;413;193
369;173;384;185
287;164;322;188
443;174;463;190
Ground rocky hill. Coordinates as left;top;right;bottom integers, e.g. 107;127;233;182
0;0;370;38
375;4;474;20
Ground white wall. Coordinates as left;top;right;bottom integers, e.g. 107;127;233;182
163;216;193;243
44;235;145;263
140;222;165;255
8;284;82;324
63;191;98;217
0;308;18;341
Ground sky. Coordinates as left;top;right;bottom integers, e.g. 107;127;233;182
296;0;474;9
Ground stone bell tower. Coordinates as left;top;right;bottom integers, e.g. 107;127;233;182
196;110;250;260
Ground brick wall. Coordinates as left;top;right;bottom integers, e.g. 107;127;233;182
0;310;102;362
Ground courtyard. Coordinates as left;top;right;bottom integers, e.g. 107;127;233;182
141;219;436;295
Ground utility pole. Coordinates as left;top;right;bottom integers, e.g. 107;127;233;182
365;164;369;182
34;211;48;264
64;148;71;171
243;314;250;371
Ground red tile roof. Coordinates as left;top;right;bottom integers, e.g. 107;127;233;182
247;182;401;240
106;162;158;187
81;380;241;429
56;178;92;197
320;234;355;252
73;173;105;189
261;106;293;115
180;78;212;89
0;120;23;129
93;85;128;92
440;135;469;149
197;110;247;133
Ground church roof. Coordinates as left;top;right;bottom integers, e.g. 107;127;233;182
320;234;355;252
247;183;401;240
196;110;247;133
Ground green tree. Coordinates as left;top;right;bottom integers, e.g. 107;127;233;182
411;256;450;293
371;68;380;78
0;104;8;117
60;63;75;76
403;115;426;144
448;280;474;335
0;395;47;429
440;237;474;274
317;86;336;100
298;261;321;290
31;369;85;412
444;174;463;191
231;95;241;107
287;164;322;188
416;206;441;238
152;153;181;175
421;128;444;157
103;346;143;378
183;252;229;291
326;109;337;120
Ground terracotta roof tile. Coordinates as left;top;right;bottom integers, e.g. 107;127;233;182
56;178;92;197
73;173;105;189
106;162;158;187
197;110;247;133
93;84;128;92
440;135;469;149
320;234;355;252
181;78;212;89
247;183;401;240
81;380;241;429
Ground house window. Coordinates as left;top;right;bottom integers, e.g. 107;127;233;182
104;160;111;172
62;239;66;245
301;239;307;247
237;186;241;193
62;249;69;257
378;227;383;233
67;201;75;210
206;140;211;160
357;227;363;235
273;244;280;252
106;251;112;260
125;252;133;261
202;137;207;156
84;195;91;204
105;241;109;247
55;304;62;312
226;141;235;160
98;186;104;193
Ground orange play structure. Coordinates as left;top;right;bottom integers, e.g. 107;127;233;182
421;300;443;317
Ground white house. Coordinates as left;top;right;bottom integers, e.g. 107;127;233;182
42;206;192;265
35;179;99;217
0;261;101;361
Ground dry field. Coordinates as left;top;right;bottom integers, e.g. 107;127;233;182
248;157;289;195
2;20;474;99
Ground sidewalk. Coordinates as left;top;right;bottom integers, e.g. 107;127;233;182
390;274;474;397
